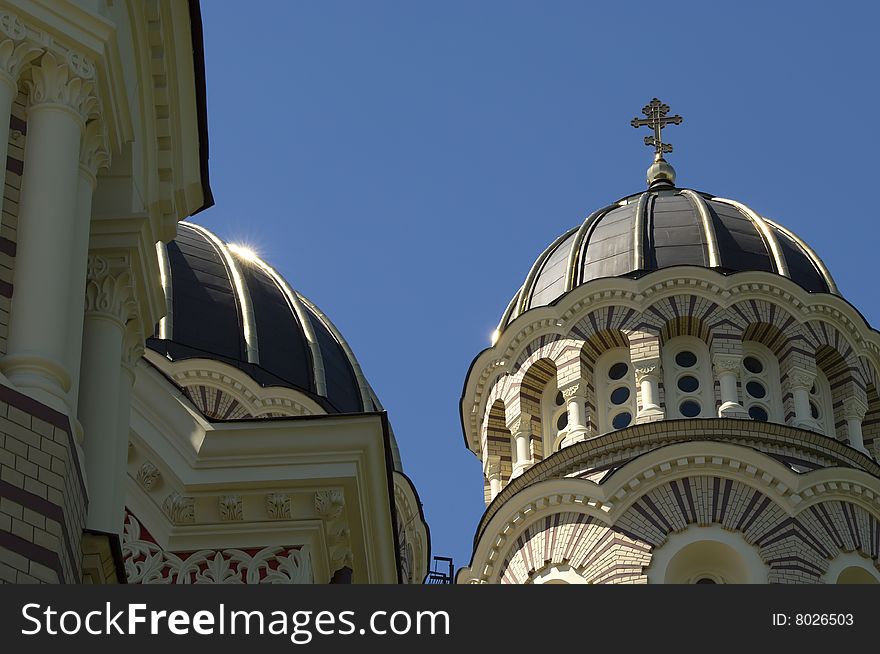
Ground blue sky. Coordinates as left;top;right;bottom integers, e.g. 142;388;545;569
198;1;880;571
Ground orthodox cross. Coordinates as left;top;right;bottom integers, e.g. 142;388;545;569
630;98;682;156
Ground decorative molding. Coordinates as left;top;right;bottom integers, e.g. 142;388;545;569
80;119;110;179
26;51;97;120
219;495;243;522
135;462;161;491
314;489;344;519
122;514;313;584
122;319;146;371
0;36;40;86
787;366;816;391
712;354;742;376
634;359;661;383
507;414;532;435
266;493;291;520
842;397;869;421
161;492;195;525
84;255;136;324
561;383;582;402
0;12;27;41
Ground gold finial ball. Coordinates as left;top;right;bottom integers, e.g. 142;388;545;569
647;157;676;187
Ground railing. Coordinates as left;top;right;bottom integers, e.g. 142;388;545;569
424;556;454;584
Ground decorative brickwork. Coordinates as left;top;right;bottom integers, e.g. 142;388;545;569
0;383;85;583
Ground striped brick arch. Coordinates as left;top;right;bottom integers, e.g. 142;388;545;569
183;385;254;420
616;476;880;583
497;512;651;584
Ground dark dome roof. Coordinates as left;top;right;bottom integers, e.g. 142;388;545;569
498;187;837;332
147;222;374;414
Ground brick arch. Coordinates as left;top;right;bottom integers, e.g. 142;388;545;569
803;319;864;380
640;295;720;345
517;358;557;462
483;399;513;501
183;385;254;420
863;383;880;461
615;476;880;583
496;512;652;584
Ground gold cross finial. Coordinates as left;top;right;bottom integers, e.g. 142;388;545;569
631;98;682;159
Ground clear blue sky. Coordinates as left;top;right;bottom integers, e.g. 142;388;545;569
198;1;879;571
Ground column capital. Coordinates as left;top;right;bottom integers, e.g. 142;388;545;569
634;358;661;383
484;455;502;479
842;397;869;421
506;413;532;435
712;353;742;377
0;36;41;90
84;254;136;325
787;366;816;392
121;319;145;373
26;50;97;122
80;119;110;182
560;381;586;402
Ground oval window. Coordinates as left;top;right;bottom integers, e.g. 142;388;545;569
680;400;701;418
612;411;632;430
609;362;629;380
610;386;630;405
675;351;697;368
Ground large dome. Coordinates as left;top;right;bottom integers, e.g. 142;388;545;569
498;186;837;332
147;222;375;414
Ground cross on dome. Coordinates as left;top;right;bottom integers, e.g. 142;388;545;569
631;98;683;187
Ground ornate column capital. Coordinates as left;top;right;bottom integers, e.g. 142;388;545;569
26;50;97;122
484;455;502;480
560;382;586;402
842;397;869;421
787;366;816;392
121;319;145;375
506;413;532;435
634;358;661;383
0;40;40;91
84;255;137;325
314;489;352;575
80;119;110;182
712;354;742;377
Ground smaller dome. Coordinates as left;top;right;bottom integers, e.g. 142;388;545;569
498;188;837;332
148;222;375;414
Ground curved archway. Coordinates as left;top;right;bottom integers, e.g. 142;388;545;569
647;525;769;584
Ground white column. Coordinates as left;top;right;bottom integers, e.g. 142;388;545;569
486;456;502;501
1;52;96;411
713;354;746;418
66;121;109;424
77;255;135;533
842;398;869;454
788;366;818;431
0;17;41;194
111;324;142;532
634;359;664;419
509;414;532;478
560;382;589;447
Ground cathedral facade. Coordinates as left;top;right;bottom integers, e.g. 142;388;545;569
457;101;880;584
0;0;427;585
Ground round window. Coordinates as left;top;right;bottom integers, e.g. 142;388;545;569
555;391;564;406
675;351;697;368
810;401;820;420
610;386;630;405
745;381;766;399
743;356;763;374
677;375;699;393
748;405;769;422
609;362;629;380
556;412;568;431
680;400;701;418
612;411;632;430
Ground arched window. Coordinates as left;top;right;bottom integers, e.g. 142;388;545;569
741;342;783;423
541;384;569;455
809;369;835;436
662;336;713;419
594;347;637;433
